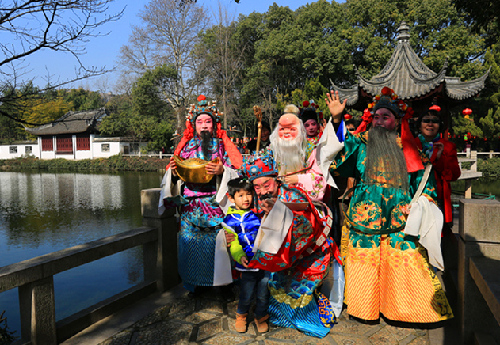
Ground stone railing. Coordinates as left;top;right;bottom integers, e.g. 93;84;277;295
457;150;483;198
457;198;500;344
0;188;177;345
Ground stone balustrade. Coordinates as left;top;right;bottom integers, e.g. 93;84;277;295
0;188;178;345
457;198;500;344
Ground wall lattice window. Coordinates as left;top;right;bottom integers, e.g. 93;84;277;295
42;137;53;151
56;135;73;153
76;135;90;150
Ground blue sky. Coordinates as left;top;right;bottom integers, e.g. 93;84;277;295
21;0;314;92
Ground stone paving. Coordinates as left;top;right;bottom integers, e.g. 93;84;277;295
98;286;440;345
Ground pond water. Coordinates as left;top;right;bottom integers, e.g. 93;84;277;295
451;178;500;199
0;171;163;340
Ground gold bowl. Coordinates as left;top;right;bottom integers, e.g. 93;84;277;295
174;156;219;184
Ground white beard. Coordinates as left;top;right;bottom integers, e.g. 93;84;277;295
270;132;306;175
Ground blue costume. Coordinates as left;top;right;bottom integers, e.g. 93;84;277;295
222;207;270;320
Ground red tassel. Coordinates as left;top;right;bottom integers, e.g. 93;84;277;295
217;123;243;169
354;108;373;134
173;120;194;156
401;110;424;172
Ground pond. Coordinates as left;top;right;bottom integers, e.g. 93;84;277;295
0;171;163;340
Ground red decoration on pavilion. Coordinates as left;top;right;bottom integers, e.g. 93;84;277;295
462;108;472;116
429;105;441;112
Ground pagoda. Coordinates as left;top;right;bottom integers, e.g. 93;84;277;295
332;21;489;123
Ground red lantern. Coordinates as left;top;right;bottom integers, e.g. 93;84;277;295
462;108;472;116
344;114;352;120
429;105;441;112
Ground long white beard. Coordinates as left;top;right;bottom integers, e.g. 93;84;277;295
270;134;306;175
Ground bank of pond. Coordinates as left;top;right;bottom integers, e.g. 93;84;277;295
1;155;500;178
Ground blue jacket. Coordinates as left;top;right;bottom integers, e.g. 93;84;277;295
222;207;261;271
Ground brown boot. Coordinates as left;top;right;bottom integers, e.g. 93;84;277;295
235;313;248;333
254;314;269;333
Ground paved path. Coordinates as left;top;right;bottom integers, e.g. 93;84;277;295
83;284;458;345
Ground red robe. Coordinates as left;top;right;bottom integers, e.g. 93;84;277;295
417;138;461;223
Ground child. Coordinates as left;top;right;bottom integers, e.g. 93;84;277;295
222;177;270;333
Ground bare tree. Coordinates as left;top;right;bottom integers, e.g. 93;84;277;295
196;3;244;129
0;0;124;124
117;0;209;132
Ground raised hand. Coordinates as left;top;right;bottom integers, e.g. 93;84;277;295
325;90;347;121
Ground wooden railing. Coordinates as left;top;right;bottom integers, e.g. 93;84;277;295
0;188;176;345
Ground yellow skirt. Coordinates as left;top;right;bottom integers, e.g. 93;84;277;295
344;229;453;323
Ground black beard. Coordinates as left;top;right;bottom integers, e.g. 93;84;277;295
200;130;212;161
259;192;274;201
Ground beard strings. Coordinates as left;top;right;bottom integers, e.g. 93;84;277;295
200;130;213;161
366;126;409;193
270;130;306;175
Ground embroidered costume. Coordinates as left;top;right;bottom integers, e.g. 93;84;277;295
159;95;242;291
327;88;453;323
240;154;338;338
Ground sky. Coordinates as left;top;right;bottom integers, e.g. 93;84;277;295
19;0;314;93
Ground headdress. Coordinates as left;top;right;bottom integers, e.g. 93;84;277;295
299;100;323;124
240;152;278;182
369;87;408;118
356;87;423;173
186;94;221;125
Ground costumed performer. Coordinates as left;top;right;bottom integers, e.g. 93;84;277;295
158;94;243;296
240;153;339;338
324;87;453;323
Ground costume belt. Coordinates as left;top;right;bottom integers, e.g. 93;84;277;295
184;219;222;232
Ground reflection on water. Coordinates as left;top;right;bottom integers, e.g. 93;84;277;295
451;178;500;199
0;171;163;339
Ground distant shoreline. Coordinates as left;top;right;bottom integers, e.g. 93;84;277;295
0;155;169;172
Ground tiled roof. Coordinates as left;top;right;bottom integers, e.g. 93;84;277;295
25;108;107;136
332;22;488;106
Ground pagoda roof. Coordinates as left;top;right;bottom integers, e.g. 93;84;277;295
332;22;489;106
25;108;107;136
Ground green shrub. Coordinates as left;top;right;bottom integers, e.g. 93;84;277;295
478;157;500;178
0;155;169;172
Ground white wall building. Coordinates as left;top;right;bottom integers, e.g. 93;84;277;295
0;108;147;160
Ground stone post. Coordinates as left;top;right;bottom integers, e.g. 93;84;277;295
18;277;57;345
470;150;477;172
457;199;500;344
141;188;180;292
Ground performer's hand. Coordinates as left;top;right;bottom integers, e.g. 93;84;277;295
259;198;276;214
325;90;347;122
284;175;299;185
434;142;444;160
402;204;411;215
225;230;235;247
241;256;249;268
206;161;224;175
169;156;177;176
